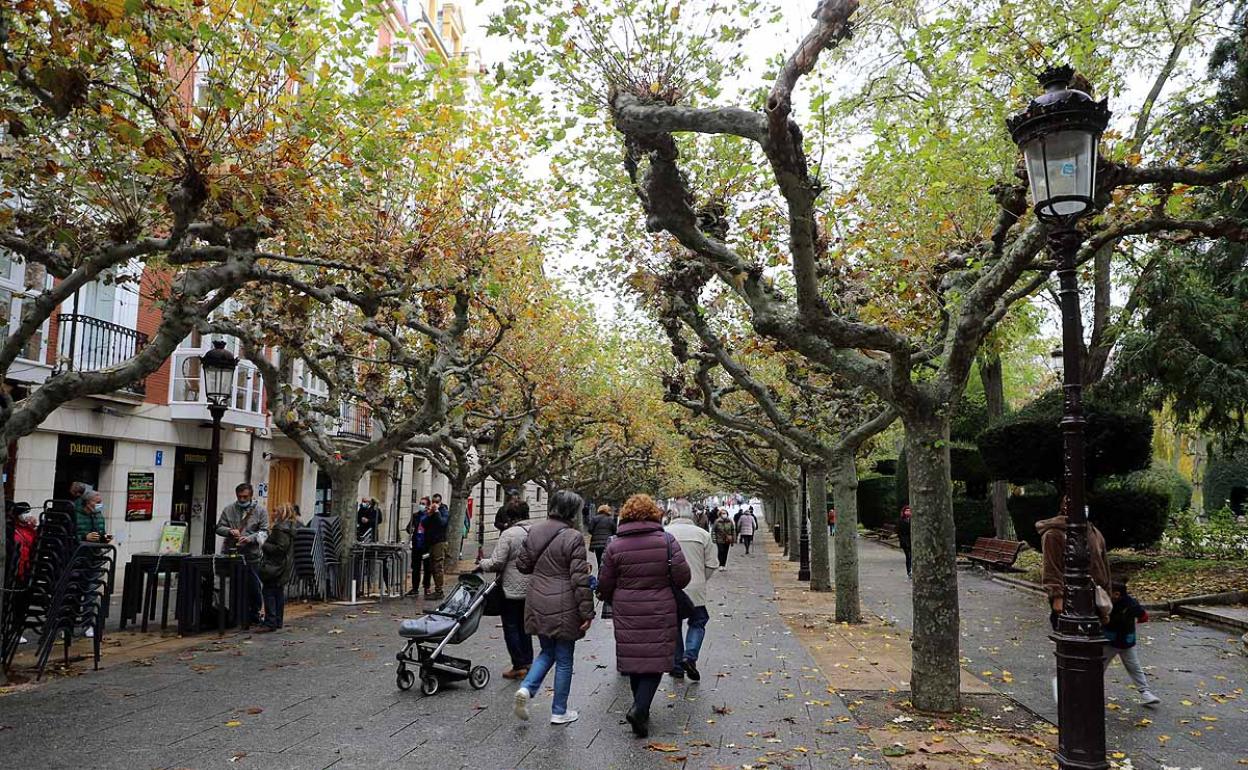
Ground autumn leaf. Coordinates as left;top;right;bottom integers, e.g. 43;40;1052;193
645;742;681;752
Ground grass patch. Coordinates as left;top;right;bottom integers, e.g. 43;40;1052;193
1013;547;1248;602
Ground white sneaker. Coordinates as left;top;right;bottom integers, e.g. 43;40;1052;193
1140;691;1161;706
18;636;28;644
550;710;579;725
514;688;531;720
85;627;94;638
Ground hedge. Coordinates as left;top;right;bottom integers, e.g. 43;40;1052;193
1007;481;1170;551
856;474;898;530
978;387;1153;486
953;497;996;547
1203;445;1248;514
1101;463;1193;514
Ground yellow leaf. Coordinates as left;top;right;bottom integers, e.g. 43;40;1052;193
1107;703;1121;711
224;720;242;728
1111;752;1126;759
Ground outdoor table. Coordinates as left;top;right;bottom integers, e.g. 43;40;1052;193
175;555;252;636
119;553;186;632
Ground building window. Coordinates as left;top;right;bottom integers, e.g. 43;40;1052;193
0;248;51;365
494;483;502;503
170;331;264;414
535;487;542;502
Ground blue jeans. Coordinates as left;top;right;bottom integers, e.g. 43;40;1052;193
521;635;576;715
675;606;711;668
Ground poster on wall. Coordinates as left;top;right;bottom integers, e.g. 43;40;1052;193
126;472;155;521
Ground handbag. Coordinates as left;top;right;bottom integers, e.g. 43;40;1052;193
665;534;696;620
1094;584;1112;623
482;579;506;616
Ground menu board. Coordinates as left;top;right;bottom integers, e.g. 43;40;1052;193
125;472;155;521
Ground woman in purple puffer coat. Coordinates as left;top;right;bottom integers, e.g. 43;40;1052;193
598;493;692;739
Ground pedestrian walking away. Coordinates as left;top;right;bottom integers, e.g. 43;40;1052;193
827;506;836;537
735;507;757;555
711;508;736;568
598;493;692;739
664;504;717;681
513;490;594;726
587;504;617;571
478;504;535;680
256;503;297;632
1103;580;1161;706
897;505;912;579
216;482;269;626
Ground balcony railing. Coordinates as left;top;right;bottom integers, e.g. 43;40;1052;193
54;314;148;395
336;402;375;442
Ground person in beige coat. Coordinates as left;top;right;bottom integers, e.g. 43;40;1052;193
513;490;594;726
665;506;718;681
478;509;534;679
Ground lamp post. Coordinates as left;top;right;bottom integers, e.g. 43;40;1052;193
798;465;811;582
1008;65;1111;770
199;340;239;555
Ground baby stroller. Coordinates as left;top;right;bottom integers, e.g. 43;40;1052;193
395;572;496;695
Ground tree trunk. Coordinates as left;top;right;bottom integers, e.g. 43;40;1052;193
787;486;801;562
807;465;831;592
444;488;471;572
0;454;8;685
903;412;961;713
830;452;862;623
980;355;1015;539
779;494;789;550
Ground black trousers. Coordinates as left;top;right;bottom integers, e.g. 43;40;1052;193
716;543;730;567
592;547;605;571
629;673;662;717
740;534;754;553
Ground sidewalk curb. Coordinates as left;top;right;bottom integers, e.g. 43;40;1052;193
1173;604;1248;633
989;574;1248;621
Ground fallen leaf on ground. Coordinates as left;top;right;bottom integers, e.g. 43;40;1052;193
224;720;241;728
645;742;680;752
244;707;263;715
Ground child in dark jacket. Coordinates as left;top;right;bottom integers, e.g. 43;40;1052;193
1103;581;1161;706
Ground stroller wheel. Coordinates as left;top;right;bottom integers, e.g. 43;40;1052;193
420;674;440;696
469;665;490;690
396;668;415;691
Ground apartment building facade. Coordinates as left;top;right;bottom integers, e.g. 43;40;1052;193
1;1;539;568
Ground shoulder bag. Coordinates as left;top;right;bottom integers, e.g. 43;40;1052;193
664;533;696;620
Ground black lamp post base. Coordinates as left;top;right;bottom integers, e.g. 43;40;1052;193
1053;631;1110;770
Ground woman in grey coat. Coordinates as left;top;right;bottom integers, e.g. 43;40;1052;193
513;490;594;726
478;507;534;679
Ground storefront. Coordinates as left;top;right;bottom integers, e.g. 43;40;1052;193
52;434;115;500
171;446;211;524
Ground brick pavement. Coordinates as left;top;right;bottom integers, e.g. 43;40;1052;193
0;532;886;770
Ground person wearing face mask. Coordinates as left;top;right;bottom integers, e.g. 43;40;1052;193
216;482;269;625
76;490;113;544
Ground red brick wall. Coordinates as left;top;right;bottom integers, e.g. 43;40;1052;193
139;268;172;405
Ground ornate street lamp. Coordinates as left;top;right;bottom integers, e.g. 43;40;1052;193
1009;65;1111;770
199;340;238;555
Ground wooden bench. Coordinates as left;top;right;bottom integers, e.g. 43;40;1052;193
965;537;1025;570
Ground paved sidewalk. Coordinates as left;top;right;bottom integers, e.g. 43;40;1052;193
0;535;884;770
855;539;1247;770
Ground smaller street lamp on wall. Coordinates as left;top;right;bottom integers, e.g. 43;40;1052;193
199;340;239;555
1008;64;1111;770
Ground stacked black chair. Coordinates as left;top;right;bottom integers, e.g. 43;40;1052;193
2;501;78;666
310;515;343;600
32;541;116;679
290;526;318;600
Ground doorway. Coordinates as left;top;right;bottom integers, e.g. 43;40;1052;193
53;435;113;501
1232;486;1247;518
268;458;301;513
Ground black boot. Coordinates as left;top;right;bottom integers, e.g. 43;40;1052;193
625;707;649;738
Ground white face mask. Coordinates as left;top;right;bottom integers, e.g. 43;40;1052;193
18;512;37;526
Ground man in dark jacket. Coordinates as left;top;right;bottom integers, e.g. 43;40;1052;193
424;494;450;599
897;505;912;579
356;498;381;542
494;491;529;534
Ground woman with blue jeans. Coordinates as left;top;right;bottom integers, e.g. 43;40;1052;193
512;490;595;725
